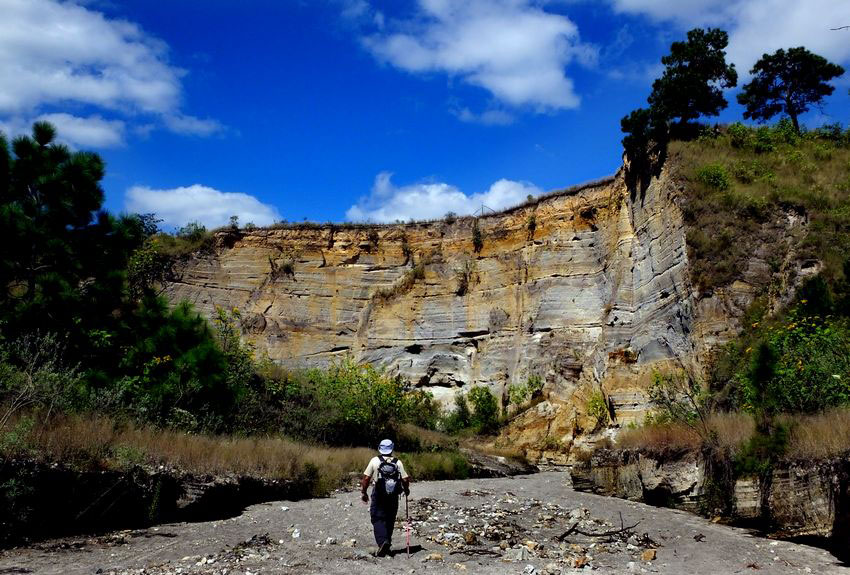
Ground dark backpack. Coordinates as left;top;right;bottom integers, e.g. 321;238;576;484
377;456;401;496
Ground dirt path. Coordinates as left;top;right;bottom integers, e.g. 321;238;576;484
0;472;844;574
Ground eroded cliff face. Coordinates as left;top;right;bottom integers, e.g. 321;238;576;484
165;164;800;454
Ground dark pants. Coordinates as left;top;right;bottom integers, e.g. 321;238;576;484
369;487;399;547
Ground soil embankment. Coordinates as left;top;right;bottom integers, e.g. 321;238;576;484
0;472;844;575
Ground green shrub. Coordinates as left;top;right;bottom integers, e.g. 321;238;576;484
696;164;731;190
737;312;850;414
472;220;483;253
507;374;543;407
467;386;500;434
754;127;776;153
727;122;752;149
441;393;472;435
586;390;609;428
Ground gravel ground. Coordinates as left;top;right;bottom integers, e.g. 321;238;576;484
0;472;845;575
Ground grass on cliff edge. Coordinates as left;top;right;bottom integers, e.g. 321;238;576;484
616;407;850;461
672;121;850;293
0;411;471;496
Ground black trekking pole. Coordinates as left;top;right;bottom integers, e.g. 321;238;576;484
405;493;410;558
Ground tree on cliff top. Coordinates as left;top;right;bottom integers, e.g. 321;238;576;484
621;28;737;158
737;47;845;134
648;28;738;129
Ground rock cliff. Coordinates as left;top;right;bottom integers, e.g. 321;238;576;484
165;160;804;453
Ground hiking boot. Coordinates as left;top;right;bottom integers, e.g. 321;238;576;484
376;541;391;557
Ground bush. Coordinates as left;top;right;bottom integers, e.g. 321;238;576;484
727;122;752;149
586;391;609;429
696;164;731;190
754;127;776;153
467;386;500;435
472;220;483;253
441;394;471;435
737;312;850;414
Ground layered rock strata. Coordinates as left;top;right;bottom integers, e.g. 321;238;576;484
570;450;850;552
165;164;803;451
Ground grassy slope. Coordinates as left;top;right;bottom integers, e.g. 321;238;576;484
620;123;850;461
671;124;850;292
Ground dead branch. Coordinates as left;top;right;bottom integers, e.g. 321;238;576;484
554;519;642;541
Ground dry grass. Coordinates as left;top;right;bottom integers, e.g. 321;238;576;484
617;422;702;455
0;412;473;492
617;409;850;462
781;408;850;460
707;412;757;453
617;412;757;456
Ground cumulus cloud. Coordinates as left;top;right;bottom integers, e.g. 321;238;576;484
346;172;542;222
125;185;281;229
609;0;850;73
35;113;125;148
361;0;596;112
0;0;222;146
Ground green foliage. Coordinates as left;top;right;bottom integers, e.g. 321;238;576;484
0;333;80;429
472;219;483;253
696;164;731;190
727;122;752;148
0;122;147;347
737;312;850;414
586;391;610;428
734;424;788;477
401;389;441;430
127;239;172;299
738;47;845;134
110;297;233;430
404;450;470;481
647;372;715;443
620;107;668;162
675;121;850;292
442;393;472;435
467;386;500;435
507;374;544;407
245;358;438;446
647;28;738;127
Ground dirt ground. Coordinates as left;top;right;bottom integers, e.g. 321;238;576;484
0;472;845;575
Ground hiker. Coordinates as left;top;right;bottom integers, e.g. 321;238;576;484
360;439;410;557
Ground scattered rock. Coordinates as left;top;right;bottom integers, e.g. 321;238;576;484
341;538;357;547
422;552;444;562
641;548;657;561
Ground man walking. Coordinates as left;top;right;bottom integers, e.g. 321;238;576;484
360;439;410;557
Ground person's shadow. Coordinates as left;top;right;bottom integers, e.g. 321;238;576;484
388;544;425;557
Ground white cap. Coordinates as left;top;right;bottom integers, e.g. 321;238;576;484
378;439;394;455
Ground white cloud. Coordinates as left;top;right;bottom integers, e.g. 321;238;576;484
0;0;222;145
451;107;515;125
361;0;596;112
609;0;850;73
163;114;224;137
125;185;281;229
346;172;542;222
36;113;125;148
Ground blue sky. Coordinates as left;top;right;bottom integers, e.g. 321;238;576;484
2;0;850;227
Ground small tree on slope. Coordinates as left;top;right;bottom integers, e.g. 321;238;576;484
737;47;845;134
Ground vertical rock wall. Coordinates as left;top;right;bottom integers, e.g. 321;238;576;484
165;164;799;452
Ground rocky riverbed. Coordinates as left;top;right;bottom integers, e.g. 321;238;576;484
0;472;844;574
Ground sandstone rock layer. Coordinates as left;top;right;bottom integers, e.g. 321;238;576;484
166;165;796;451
